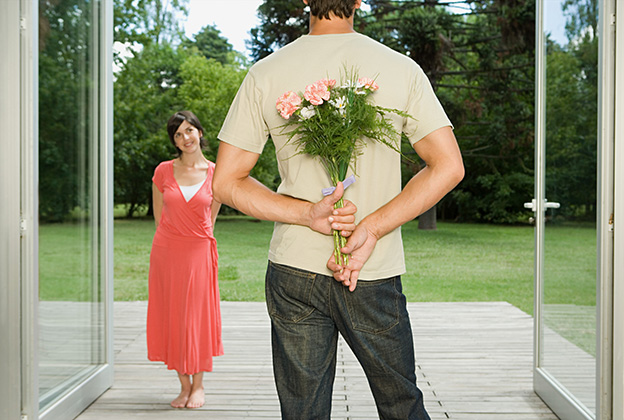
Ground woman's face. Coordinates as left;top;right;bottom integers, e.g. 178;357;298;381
173;120;202;154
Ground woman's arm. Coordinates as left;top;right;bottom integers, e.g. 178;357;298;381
210;198;222;227
152;183;163;227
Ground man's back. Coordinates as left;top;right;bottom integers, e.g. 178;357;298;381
219;32;451;279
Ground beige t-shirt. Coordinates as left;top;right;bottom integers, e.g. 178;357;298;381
218;33;451;279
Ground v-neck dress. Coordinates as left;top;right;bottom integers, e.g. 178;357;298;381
147;160;223;374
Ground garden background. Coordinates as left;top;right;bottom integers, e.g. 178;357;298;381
38;0;598;316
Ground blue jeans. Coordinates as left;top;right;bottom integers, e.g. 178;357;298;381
265;261;430;420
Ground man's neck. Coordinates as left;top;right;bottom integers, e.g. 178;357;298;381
308;15;356;35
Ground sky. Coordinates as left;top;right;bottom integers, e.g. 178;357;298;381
184;0;264;56
544;0;568;45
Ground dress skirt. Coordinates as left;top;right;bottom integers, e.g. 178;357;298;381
147;229;223;374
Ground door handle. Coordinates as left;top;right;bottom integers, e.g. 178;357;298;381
524;199;561;212
524;199;536;211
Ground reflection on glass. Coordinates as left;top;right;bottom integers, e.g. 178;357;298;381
38;0;104;411
541;0;598;415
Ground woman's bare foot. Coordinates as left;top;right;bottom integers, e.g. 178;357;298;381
172;372;192;408
171;389;190;408
186;385;205;408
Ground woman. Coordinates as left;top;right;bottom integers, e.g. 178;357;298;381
147;110;223;409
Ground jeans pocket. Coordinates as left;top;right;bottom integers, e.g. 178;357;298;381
265;262;317;323
345;277;401;334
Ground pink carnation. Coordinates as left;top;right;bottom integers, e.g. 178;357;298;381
276;91;302;119
358;77;379;91
304;80;331;105
319;78;337;88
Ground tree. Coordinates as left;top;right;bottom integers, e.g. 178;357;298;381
178;55;279;194
367;1;536;225
397;4;456;229
113;1;256;216
183;24;232;64
456;3;534;224
114;0;188;46
562;0;598;41
177;56;245;160
114;42;189;217
39;0;98;221
248;0;308;61
543;0;598;222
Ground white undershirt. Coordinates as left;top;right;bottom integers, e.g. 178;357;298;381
178;179;205;202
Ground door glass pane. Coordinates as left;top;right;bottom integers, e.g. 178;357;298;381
541;0;598;415
38;0;104;411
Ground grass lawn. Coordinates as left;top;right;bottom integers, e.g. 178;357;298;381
40;217;597;317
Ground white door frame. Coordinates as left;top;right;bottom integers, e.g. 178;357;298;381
0;0;31;416
533;0;619;419
0;0;115;418
611;0;624;417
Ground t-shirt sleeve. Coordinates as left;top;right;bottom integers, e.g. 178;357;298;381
218;70;270;154
152;163;165;193
403;64;453;145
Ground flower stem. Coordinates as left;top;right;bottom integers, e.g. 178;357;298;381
333;198;349;266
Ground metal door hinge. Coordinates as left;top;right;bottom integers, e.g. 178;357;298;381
609;213;614;232
20;218;27;236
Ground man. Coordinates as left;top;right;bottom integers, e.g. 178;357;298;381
213;1;464;418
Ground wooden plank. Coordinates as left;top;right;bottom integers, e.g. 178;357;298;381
72;301;560;420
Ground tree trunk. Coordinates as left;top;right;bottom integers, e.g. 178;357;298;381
418;206;437;230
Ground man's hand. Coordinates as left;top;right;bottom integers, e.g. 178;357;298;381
308;181;357;236
327;126;464;292
327;221;378;292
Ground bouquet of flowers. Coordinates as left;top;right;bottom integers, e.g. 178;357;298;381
276;69;412;265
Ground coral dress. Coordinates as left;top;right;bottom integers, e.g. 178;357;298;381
147;160;223;374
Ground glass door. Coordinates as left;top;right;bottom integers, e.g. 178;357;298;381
36;0;113;418
531;0;609;419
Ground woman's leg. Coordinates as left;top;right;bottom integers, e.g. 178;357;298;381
187;372;205;408
171;372;192;408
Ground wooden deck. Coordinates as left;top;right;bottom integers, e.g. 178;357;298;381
74;301;559;420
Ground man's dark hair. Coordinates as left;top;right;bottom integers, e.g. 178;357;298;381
308;0;358;20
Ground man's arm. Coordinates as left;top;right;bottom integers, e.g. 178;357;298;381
328;126;464;290
212;141;356;236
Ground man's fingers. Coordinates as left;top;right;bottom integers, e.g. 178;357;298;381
347;276;358;292
333;199;355;216
328;181;344;204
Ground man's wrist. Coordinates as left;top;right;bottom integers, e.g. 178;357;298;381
358;217;382;241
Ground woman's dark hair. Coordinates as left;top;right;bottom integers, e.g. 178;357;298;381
166;110;208;156
308;0;358;20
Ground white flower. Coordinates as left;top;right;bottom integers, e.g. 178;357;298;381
330;96;347;116
300;105;317;120
341;80;368;95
